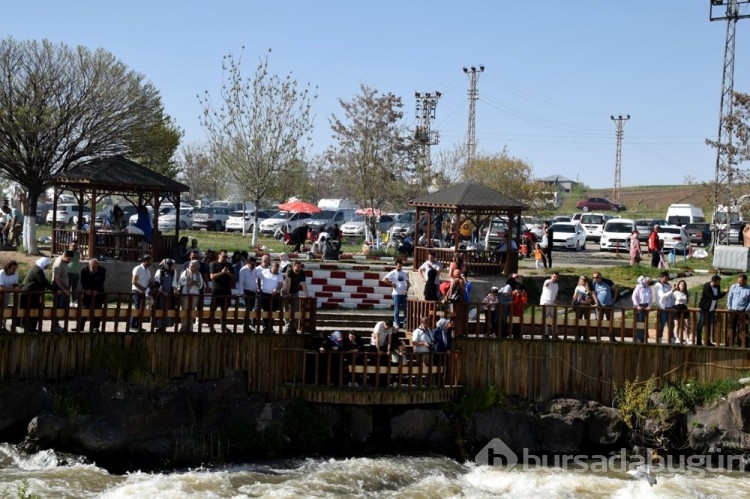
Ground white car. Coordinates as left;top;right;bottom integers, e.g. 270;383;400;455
340;214;397;237
579;213;614;242
225;210;273;233
159;206;193;230
258;211;313;234
550;222;586;250
599;218;636;252
45;203;91;225
522;216;545;239
658;225;689;251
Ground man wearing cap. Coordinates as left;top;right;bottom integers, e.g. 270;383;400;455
648;225;662;268
629;230;642;266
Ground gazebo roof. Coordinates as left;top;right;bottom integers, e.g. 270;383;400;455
50;155;189;195
408;181;528;211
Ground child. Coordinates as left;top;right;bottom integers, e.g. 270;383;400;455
534;243;544;270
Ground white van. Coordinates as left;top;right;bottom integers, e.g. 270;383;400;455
665;204;706;226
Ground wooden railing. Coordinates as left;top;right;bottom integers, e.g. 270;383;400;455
407;298;750;348
53;229;177;261
0;291;316;335
413;246;517;277
275;348;461;389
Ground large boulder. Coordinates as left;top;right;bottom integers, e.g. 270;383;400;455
391;408;452;453
472;408;539;456
689;386;750;453
0;381;49;436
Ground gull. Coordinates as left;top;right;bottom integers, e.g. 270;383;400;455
628;464;657;487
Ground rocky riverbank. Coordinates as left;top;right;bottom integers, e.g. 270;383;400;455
2;373;750;472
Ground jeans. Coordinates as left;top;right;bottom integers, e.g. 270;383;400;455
635;306;648;343
696;311;715;345
130;292;145;329
392;294;407;327
657;309;675;342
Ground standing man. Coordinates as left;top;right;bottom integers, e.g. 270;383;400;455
727;273;750;347
382;260;411;328
648;225;662;268
542;221;553;269
209;249;235;333
653;271;676;344
283;260;309;334
67;241;81;307
412;316;434;354
0;200;19;248
259;261;284;334
590;272;618;341
418;251;442;301
238;257;259;332
130;254;152;331
52;250;74;333
77;258;106;333
696;275;727;347
540;271;560;339
371;317;395;354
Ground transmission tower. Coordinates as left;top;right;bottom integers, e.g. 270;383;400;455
414;91;442;171
463;65;484;167
610;114;630;202
710;0;750;227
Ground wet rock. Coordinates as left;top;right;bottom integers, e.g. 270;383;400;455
391;408;452;452
689;386;750;454
472;408;539;456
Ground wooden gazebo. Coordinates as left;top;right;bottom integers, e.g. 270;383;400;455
409;181;528;276
48;155;190;261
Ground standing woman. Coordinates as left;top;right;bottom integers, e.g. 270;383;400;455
0;260;19;332
176;259;203;333
153;259;176;332
19;257;56;333
571;275;594;340
629;230;642;266
673;279;690;343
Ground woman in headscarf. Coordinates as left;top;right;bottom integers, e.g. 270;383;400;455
176;259;203;333
153;259;176;332
19;257;56;333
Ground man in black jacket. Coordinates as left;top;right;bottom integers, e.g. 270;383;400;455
696;275;728;346
77;259;106;333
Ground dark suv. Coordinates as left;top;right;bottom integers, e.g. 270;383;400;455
575;197;626;212
685;223;711;246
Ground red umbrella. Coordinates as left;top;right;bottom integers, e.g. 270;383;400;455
356;207;383;217
278;201;321;214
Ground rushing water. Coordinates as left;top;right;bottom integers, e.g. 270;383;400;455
0;443;747;498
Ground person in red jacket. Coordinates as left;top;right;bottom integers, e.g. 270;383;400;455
648;225;662;268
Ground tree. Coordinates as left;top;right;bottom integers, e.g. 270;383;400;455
461;148;548;215
0;38;176;253
128;116;183;179
199;48;316;245
325;83;418;214
176;142;224;202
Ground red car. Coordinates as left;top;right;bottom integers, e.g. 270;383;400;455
575;197;626;212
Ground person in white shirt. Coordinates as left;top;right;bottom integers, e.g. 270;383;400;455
418;251;442;301
0;260;19;333
653;270;676;344
412;316;434;354
540;272;560;338
175;259;203;333
382;260;411;328
130;254;153;331
259;261;284;334
371;318;395;354
238;257;260;332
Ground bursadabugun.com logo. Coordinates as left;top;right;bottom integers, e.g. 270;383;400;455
475;438;747;478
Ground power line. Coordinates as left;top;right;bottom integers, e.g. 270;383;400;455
610;114;630;202
463;65;484;167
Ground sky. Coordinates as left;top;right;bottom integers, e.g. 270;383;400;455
3;1;750;189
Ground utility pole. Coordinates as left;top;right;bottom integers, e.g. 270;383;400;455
710;0;749;243
463;65;484;167
414;91;442;172
610;114;630;202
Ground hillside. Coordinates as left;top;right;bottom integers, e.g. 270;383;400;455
560;184;712;217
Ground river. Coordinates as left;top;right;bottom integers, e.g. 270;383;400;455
1;443;747;498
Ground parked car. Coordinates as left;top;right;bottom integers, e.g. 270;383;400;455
552;215;571;223
389;210;428;238
305;209;357;233
45;204;91;225
684;222;711;246
128;206;155;226
36;202;53;224
579;213;614;242
258;211;313;234
571;213;583;222
550;222;586;250
480;218;538;246
95;204;139;229
522;216;545;239
225;210;272;233
599;219;637;252
191;206;232;231
159;206;194;231
575;197;625;212
340;214;396;237
719;221;746;245
634;219;667;242
658;224;689;251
